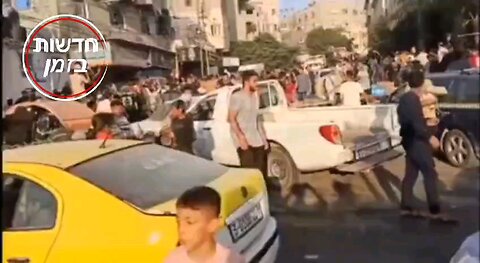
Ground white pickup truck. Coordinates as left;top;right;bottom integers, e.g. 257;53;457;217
187;80;403;192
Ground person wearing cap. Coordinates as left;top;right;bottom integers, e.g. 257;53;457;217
397;62;455;223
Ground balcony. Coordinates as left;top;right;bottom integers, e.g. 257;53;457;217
134;0;153;4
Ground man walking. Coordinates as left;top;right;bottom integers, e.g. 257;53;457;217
397;64;454;223
228;71;269;182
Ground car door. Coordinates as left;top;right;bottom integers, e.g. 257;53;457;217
447;76;480;142
191;96;216;159
3;171;62;263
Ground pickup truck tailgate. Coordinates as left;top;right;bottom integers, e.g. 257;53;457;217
337;129;403;173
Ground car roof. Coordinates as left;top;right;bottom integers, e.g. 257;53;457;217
427;69;480;79
3;140;146;169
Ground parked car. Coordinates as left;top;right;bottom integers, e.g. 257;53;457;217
429;69;480;168
186;80;403;194
3;99;174;145
3;100;94;145
3;140;279;263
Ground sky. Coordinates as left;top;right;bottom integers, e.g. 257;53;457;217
281;0;310;11
280;0;364;12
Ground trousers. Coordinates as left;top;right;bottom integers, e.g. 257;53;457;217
237;146;268;181
401;142;441;214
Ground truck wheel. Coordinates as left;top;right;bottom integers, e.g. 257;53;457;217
443;129;478;168
268;143;299;197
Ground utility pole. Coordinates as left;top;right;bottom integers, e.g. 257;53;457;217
197;0;209;76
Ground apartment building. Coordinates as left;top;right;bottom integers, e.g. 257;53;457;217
9;0;175;85
168;0;228;51
281;0;368;53
226;0;281;42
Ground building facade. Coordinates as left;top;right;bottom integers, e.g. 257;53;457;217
281;0;368;53
226;0;281;42
10;0;175;87
168;0;228;51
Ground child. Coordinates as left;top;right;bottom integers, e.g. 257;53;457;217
165;186;245;263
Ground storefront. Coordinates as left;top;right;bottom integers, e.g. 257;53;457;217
177;46;219;77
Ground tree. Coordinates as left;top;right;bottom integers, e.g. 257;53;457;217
305;27;351;55
372;0;480;52
230;33;300;70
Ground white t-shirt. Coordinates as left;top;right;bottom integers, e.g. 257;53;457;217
338;81;363;106
438;46;449;62
416;52;429;66
96;99;111;113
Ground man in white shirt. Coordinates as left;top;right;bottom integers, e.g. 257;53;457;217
337;69;365;106
416;49;429;66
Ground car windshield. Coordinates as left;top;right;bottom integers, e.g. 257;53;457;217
68;144;227;210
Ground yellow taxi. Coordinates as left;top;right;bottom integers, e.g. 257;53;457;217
3;140;279;263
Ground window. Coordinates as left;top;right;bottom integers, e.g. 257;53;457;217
185;0;192;7
272;9;276;15
311;12;315;18
15;0;33;10
140;13;150;34
69;144;226;209
109;5;124;26
191;97;217;121
453;78;480;104
3;174;57;231
258;83;280;109
431;77;456;103
274;24;278;31
210;24;221;36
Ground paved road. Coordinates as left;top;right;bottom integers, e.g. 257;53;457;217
271;158;479;263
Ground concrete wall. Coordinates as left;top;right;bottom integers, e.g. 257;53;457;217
2;41;30;108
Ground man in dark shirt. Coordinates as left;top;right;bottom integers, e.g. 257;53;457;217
170;100;195;154
397;64;454;222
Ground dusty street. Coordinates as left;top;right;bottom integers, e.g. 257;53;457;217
271;157;479;263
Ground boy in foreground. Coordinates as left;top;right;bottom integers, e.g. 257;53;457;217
165;186;245;263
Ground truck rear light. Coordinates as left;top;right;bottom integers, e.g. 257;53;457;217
319;125;342;144
470;54;479;68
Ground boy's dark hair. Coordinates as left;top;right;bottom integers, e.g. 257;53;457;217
241;70;259;84
173;99;187;112
408;62;425;88
345;69;355;78
176;186;221;217
110;99;124;108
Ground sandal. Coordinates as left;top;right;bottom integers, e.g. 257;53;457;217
425;213;459;224
400;209;423;218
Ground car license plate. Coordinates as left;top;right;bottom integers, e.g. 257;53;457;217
355;139;391;160
228;203;263;243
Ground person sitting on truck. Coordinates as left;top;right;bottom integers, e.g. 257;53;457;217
336;69;365;106
284;76;297;105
